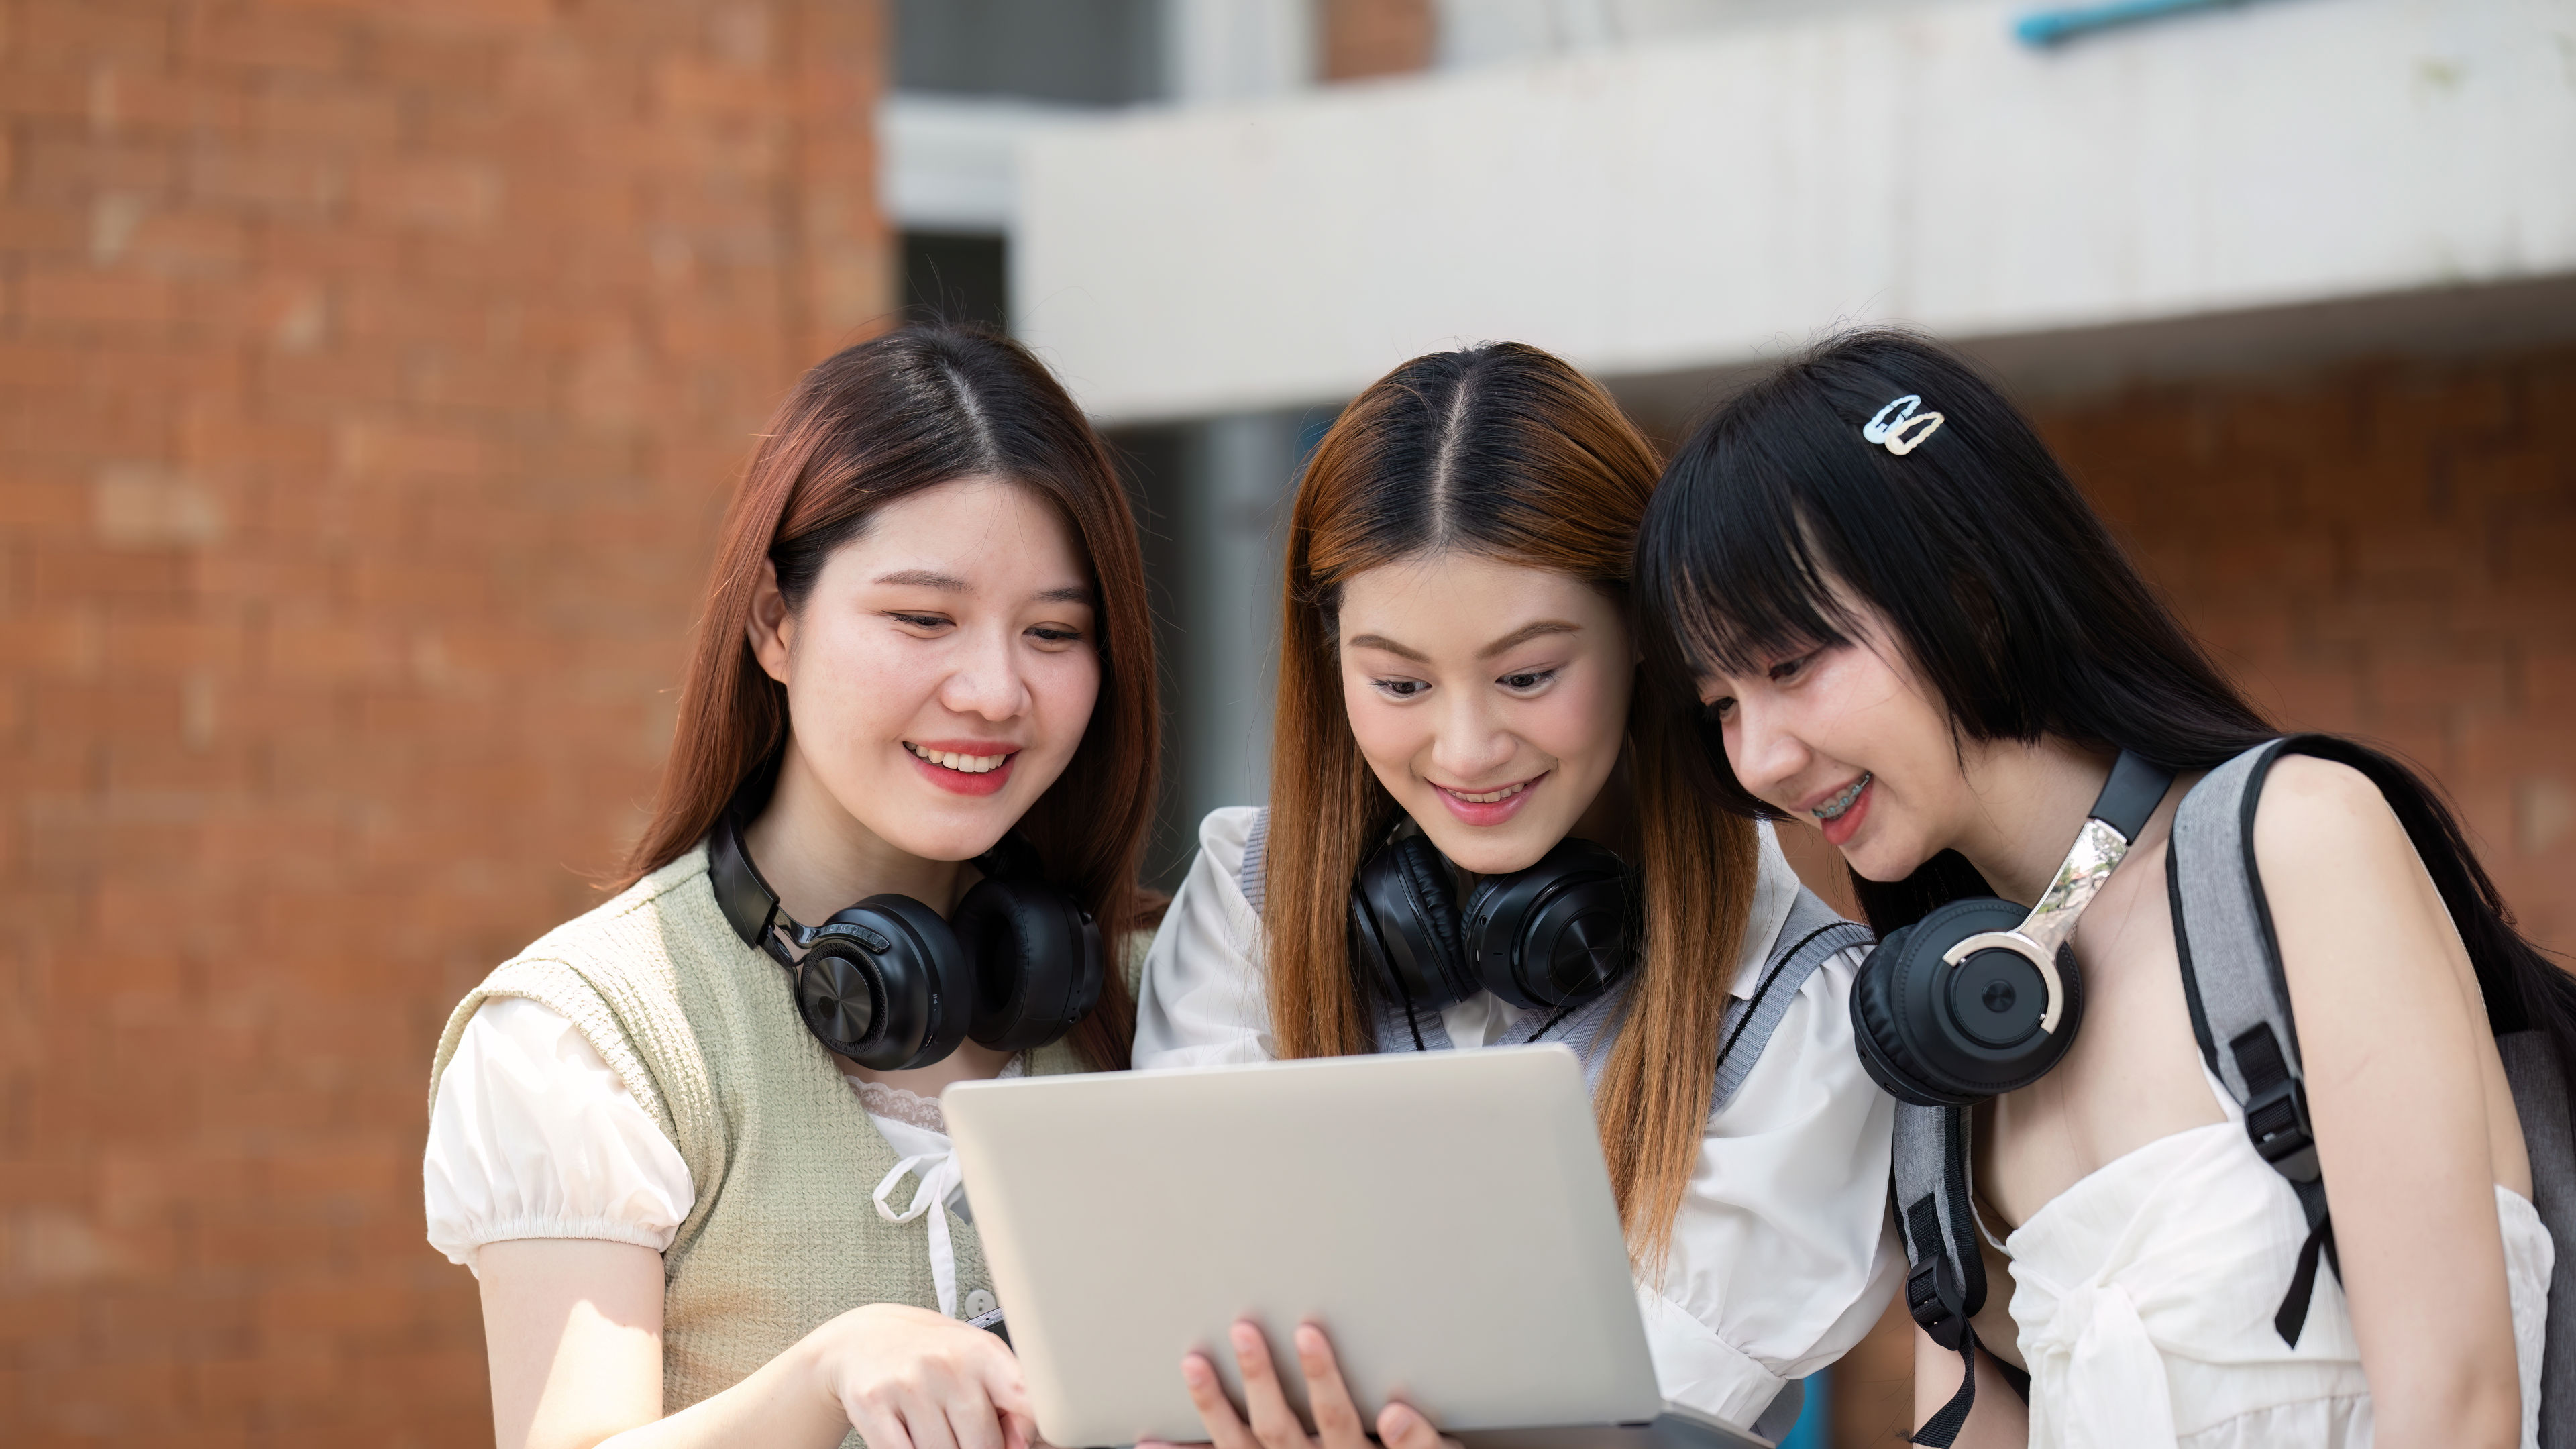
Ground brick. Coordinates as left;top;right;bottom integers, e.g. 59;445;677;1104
182;7;359;74
15;0;171;65
244;82;402;149
92;464;227;548
184;146;344;217
0;616;100;673
113;209;254;276
17;136;179;203
22;264;178;333
347;158;502;233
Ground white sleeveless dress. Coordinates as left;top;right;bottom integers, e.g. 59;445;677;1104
1998;1067;2555;1448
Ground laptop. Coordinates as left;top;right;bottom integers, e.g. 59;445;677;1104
943;1044;1773;1449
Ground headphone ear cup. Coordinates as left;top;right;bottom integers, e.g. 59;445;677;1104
1849;923;1966;1107
1851;898;2082;1106
806;896;973;1071
790;937;890;1064
1352;833;1474;1011
1462;839;1637;1010
955;877;1103;1053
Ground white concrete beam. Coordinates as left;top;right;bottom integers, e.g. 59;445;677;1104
1016;0;2576;421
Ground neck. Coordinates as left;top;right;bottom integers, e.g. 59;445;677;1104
1570;754;1640;859
1948;736;2116;906
741;743;969;927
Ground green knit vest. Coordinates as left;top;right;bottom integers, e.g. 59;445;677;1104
427;844;1090;1430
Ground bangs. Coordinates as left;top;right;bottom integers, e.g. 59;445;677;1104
1642;415;1861;685
1662;506;1854;680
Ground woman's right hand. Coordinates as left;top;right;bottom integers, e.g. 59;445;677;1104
798;1303;1038;1449
1144;1320;1458;1449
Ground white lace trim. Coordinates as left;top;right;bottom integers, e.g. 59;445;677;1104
843;1053;1025;1134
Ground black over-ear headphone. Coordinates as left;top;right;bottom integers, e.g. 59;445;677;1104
708;782;1104;1072
1349;823;1641;1021
1850;751;2175;1106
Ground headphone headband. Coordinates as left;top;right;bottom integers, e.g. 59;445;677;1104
1349;825;1642;1022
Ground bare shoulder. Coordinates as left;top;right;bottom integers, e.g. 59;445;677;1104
2249;754;2419;893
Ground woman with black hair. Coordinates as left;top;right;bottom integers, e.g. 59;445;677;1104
1633;331;2568;1448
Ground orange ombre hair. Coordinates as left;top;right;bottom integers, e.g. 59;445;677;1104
1265;343;1759;1266
622;325;1157;1071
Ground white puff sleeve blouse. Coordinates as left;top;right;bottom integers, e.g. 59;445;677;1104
1135;808;1902;1429
425;996;986;1295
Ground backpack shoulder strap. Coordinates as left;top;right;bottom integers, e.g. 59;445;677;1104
2167;737;2339;1346
1712;888;1872;1114
1237;807;1271;915
1892;1099;1990;1447
2499;1031;2576;1445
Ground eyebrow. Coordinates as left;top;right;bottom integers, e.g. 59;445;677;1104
1344;620;1582;664
874;570;1094;608
1344;633;1429;662
874;568;969;591
1478;621;1581;659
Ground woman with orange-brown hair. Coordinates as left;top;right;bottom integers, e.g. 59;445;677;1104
1136;343;1900;1446
423;324;1157;1449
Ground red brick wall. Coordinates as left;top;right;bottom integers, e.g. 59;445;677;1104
0;1;890;1443
2041;347;2576;955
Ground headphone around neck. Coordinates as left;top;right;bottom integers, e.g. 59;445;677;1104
1849;751;2176;1106
1348;821;1641;1024
708;779;1104;1072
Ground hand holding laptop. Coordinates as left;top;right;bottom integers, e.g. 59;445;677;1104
1147;1320;1460;1449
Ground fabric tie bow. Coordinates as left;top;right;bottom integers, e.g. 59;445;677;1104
873;1151;966;1319
2025;1279;2178;1449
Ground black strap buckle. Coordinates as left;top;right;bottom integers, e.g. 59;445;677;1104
1906;1256;1969;1351
2244;1079;2318;1181
2231;1023;2320;1183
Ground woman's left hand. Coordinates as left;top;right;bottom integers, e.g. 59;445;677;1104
1142;1320;1460;1449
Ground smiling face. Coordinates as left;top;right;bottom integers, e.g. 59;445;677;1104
1336;551;1633;876
755;476;1101;864
1694;595;1982;884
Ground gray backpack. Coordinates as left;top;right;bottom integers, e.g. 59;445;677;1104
1893;737;2575;1445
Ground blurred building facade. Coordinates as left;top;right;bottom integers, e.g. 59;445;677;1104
7;1;2573;1446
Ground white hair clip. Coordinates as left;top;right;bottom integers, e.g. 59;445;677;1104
1862;394;1945;455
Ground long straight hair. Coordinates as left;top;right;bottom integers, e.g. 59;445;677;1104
1634;328;2576;1075
1268;343;1759;1267
623;325;1157;1071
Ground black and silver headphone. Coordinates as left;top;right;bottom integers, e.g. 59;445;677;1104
1349;821;1641;1026
708;780;1104;1072
1850;751;2175;1106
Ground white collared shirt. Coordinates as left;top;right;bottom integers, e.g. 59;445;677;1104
1134;810;1901;1428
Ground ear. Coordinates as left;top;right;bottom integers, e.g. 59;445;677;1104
746;559;795;686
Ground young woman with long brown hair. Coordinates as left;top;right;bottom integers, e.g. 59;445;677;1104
1135;343;1900;1446
422;325;1158;1449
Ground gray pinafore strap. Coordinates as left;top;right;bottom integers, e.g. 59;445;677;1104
1238;808;1270;916
2500;1031;2575;1446
1713;889;1872;1115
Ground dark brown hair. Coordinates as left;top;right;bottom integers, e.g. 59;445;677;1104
1266;342;1758;1267
625;325;1156;1070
